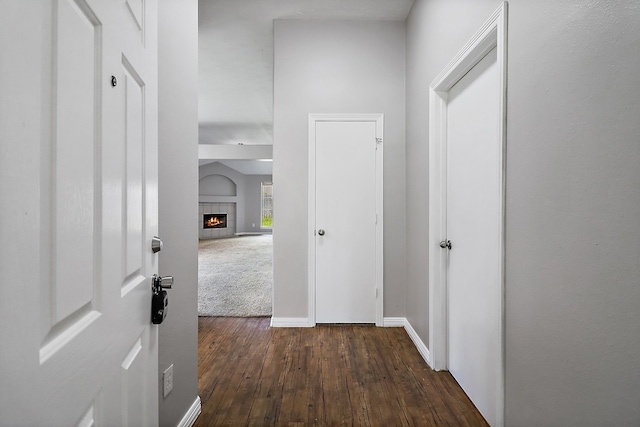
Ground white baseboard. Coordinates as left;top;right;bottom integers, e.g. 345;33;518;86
402;318;432;368
383;317;432;367
270;317;313;327
177;396;201;427
382;317;406;327
270;316;431;368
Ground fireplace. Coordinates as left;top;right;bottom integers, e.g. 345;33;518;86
199;203;235;239
203;213;227;229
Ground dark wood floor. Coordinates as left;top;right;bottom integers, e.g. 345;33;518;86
195;317;487;427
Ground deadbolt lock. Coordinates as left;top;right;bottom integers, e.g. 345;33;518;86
151;236;163;253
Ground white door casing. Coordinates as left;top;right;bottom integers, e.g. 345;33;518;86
0;1;159;425
308;114;384;326
428;3;507;427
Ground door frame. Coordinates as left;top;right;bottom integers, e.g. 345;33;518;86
308;114;384;327
428;2;507;424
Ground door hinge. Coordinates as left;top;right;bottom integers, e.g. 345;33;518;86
375;288;378;298
375;138;382;150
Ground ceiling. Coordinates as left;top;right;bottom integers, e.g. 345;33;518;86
198;0;415;150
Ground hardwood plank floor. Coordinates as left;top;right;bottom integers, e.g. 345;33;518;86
195;317;488;427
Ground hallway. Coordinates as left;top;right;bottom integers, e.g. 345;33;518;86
195;318;487;426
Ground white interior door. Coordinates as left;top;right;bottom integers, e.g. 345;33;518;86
446;47;501;425
0;1;159;425
312;118;381;324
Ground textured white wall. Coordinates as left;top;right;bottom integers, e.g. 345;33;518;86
505;0;640;424
273;20;406;319
406;0;640;424
158;0;200;426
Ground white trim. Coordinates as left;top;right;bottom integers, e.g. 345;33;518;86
270;317;313;328
177;396;202;427
403;319;432;368
269;315;433;372
383;317;432;367
428;2;507;426
308;114;384;327
428;86;449;371
382;317;405;327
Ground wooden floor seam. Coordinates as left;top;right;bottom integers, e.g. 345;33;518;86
195;317;488;427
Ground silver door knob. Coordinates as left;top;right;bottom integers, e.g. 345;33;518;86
159;276;173;289
439;240;452;250
152;274;174;290
151;236;163;253
317;229;325;236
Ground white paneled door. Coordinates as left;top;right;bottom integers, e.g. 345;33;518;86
446;47;501;426
310;115;383;324
0;1;159;425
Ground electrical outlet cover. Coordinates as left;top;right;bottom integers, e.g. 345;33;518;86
163;364;174;398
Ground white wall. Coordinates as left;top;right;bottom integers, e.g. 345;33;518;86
199;162;272;233
243;175;273;232
405;0;499;369
158;0;200;425
199;174;237;196
505;1;640;424
406;0;640;425
273;20;406;319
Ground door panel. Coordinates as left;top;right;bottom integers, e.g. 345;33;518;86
125;0;144;31
447;47;501;426
54;0;99;323
315;120;377;323
0;1;158;425
124;59;145;282
121;337;146;427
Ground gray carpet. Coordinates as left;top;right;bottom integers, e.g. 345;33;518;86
198;235;273;317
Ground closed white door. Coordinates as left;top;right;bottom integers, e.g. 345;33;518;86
0;1;159;425
314;120;378;323
447;47;501;426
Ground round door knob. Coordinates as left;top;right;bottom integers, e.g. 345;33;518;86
159;275;173;289
317;229;325;236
